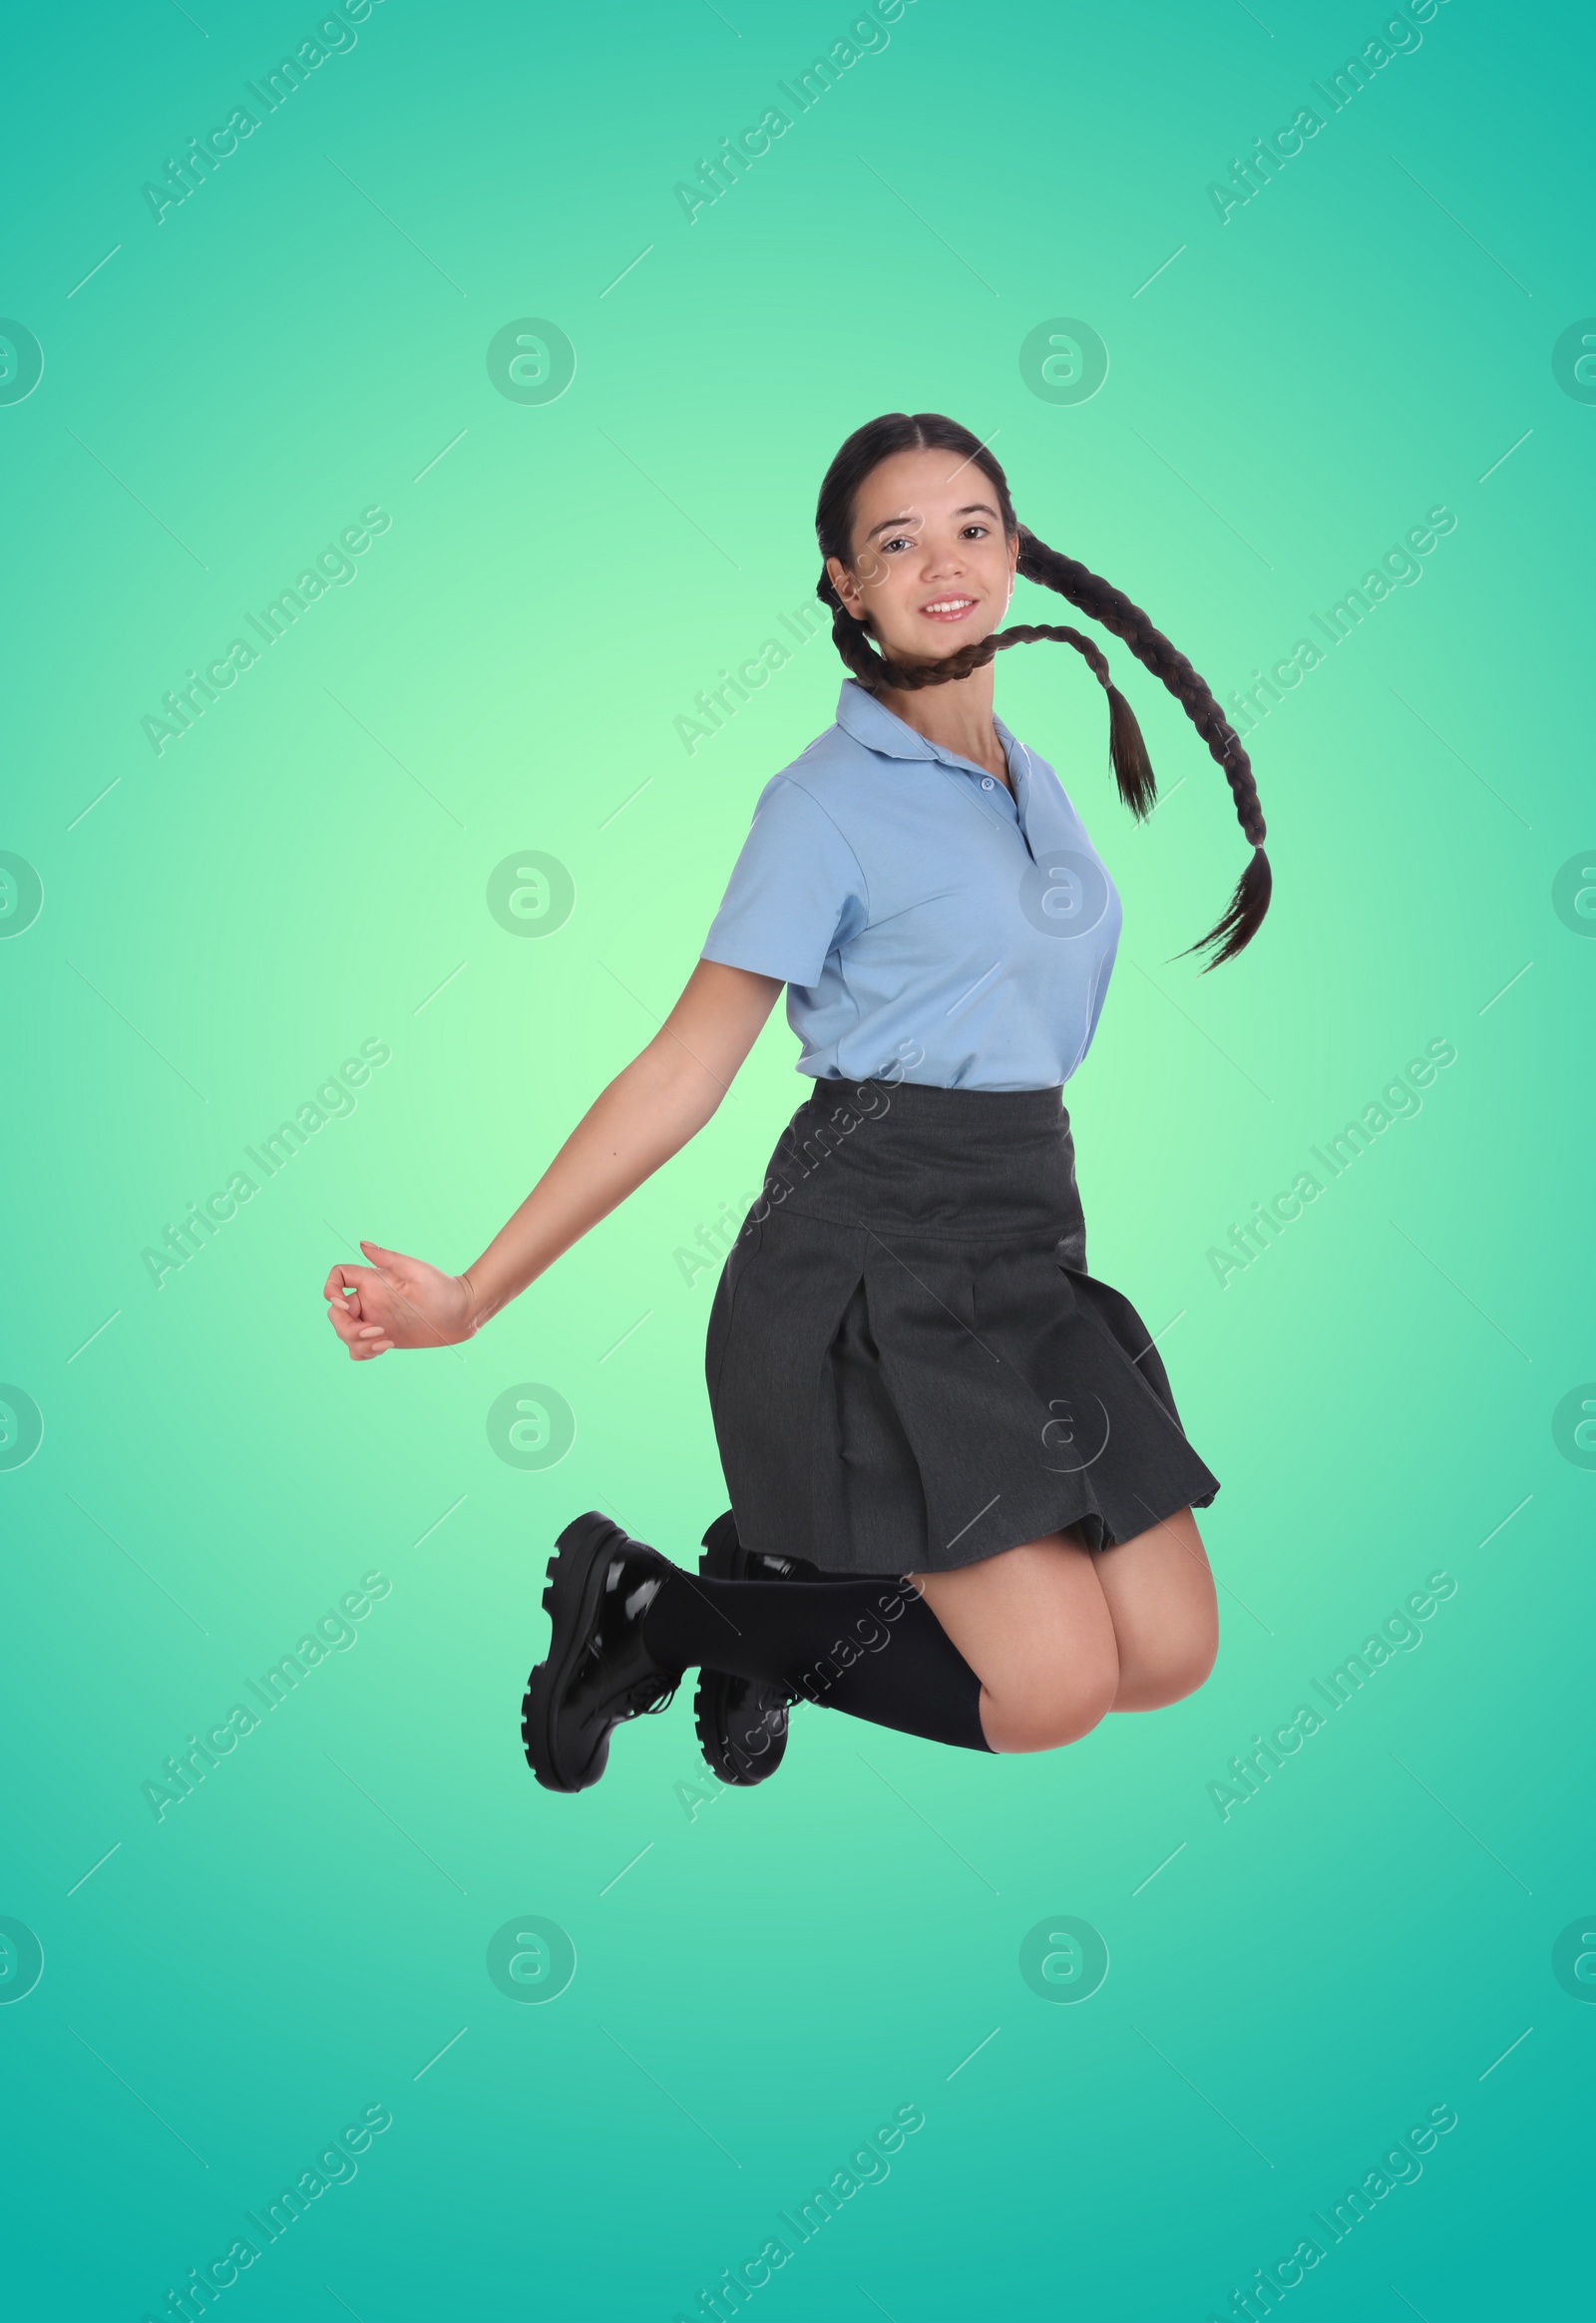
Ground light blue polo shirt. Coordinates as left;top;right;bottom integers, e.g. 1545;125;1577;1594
700;680;1122;1092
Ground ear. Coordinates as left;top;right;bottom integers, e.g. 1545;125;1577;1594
825;553;869;623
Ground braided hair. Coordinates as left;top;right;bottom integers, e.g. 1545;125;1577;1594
815;412;1270;968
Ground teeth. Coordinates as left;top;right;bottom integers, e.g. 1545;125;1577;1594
924;598;973;612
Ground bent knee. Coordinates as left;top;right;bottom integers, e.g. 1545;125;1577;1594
985;1658;1119;1753
1117;1627;1218;1712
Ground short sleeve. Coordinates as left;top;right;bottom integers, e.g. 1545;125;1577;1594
699;776;867;987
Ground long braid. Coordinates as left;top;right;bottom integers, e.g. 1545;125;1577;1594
1015;530;1269;967
814;417;1272;968
821;583;1157;818
1015;533;1262;821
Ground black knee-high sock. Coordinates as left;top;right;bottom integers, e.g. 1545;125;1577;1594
642;1571;992;1753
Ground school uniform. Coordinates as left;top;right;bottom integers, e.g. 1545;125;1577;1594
699;679;1219;1576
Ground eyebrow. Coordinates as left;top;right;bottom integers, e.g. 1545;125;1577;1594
862;501;1000;542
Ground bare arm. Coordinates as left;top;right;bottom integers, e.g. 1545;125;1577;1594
323;960;783;1360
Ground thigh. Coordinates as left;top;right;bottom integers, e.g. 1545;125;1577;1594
1092;1505;1217;1682
909;1532;1118;1699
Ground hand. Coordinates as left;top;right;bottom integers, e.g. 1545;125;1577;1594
323;1241;479;1360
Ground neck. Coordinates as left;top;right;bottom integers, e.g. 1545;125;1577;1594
873;660;1004;775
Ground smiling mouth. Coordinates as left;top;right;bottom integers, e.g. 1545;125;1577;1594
919;595;979;622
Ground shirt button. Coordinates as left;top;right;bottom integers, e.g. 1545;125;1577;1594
982;777;995;790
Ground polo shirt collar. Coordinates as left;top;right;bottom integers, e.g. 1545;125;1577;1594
835;678;1024;786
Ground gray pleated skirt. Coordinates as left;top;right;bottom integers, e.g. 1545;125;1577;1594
705;1075;1220;1576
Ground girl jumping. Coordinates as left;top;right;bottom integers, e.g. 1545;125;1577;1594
322;411;1269;1793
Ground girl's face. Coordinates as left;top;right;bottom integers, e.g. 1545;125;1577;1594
826;446;1018;668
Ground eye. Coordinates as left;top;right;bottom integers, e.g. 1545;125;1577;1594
961;524;991;540
879;534;915;554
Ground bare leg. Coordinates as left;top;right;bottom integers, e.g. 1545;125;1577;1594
910;1507;1218;1751
1093;1506;1218;1711
910;1533;1120;1753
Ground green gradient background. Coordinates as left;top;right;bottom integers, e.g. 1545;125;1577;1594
3;0;1592;2315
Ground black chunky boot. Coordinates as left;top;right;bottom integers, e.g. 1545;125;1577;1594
692;1510;825;1786
521;1513;683;1793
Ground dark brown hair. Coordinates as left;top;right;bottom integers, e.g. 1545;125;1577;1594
815;411;1269;968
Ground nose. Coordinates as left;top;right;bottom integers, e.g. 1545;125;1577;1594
918;535;966;580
